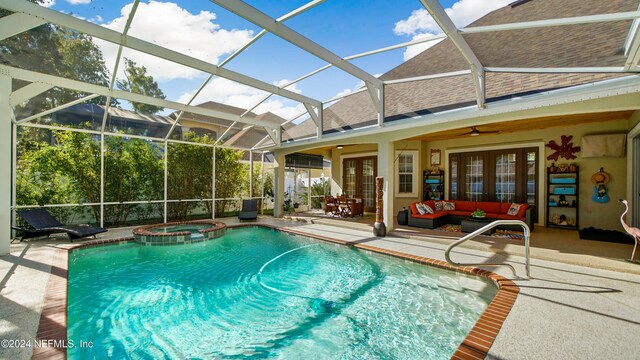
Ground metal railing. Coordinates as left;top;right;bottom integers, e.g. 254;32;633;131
444;220;531;278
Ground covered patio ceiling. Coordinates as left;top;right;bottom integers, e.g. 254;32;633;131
408;110;636;142
1;0;640;151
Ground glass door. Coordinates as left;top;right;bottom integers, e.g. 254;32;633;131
462;152;488;201
493;151;518;203
362;159;375;210
450;147;538;221
344;160;357;198
342;156;377;212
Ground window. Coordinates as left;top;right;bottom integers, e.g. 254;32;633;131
395;150;419;197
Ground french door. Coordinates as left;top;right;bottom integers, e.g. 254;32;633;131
343;156;377;212
450;147;538;221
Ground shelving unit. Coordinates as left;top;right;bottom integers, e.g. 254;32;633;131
423;170;444;201
546;166;579;230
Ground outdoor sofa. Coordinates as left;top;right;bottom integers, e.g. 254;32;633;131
408;200;534;231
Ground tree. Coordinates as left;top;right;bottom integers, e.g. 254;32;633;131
1;4;114;113
116;58;166;114
214;148;246;217
167;133;214;219
103;136;164;225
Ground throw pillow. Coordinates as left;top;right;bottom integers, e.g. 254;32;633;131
434;201;444;211
444;201;455;211
507;203;521;216
423;203;434;214
416;203;428;215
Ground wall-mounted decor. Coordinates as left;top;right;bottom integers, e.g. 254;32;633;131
546;135;580;161
431;149;440;166
591;167;610;203
581;134;626;157
430;149;441;166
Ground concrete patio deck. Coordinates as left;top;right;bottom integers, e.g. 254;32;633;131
1;216;639;359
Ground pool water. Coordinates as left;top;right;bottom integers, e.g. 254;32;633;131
68;227;497;359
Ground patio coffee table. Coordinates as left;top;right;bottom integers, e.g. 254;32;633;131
461;217;497;235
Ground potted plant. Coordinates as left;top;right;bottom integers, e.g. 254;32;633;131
283;199;292;214
471;209;486;218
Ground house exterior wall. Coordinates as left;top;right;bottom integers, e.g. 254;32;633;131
424;119;630;232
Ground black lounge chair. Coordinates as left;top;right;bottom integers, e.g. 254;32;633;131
14;209;107;242
238;199;258;221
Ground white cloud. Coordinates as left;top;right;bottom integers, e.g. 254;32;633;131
273;79;302;94
177;78;305;120
402;34;443;61
66;0;91;4
256;100;305;120
96;1;253;81
394;0;512;60
40;0;55;7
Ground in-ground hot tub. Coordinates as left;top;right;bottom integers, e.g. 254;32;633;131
133;220;226;245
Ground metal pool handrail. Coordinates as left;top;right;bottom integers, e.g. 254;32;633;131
444;220;531;278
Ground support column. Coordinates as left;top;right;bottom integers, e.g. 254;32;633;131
249;151;253;198
307;169;311;209
260;152;265;215
163;141;168;223
212;146;216;219
100;133;104;228
1;75;12;255
377;140;395;232
273;151;286;217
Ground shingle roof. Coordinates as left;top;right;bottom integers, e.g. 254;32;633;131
177;101;286;130
174;101;287;148
284;0;639;141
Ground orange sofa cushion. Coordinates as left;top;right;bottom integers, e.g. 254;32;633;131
412;212;448;219
476;201;501;214
454;201;477;212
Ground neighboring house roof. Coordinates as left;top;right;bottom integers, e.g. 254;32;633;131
284;0;640;140
177;101;286;130
51;103;174;138
176;101;287;148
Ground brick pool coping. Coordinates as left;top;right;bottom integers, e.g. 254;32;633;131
132;220;227;245
33;224;519;360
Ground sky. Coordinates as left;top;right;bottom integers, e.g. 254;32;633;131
42;0;513;118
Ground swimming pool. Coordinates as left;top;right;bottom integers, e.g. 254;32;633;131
68;227;497;359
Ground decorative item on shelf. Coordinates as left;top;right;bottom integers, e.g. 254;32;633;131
569;163;577;172
430;167;440;174
471;209;486;218
558;195;569;206
558;163;568;172
558;214;568;226
591;167;610;203
550;163;557;173
546;135;581;161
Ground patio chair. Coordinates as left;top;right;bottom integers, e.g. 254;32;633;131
324;195;337;215
15;209;107;242
238;199;258;221
349;198;364;217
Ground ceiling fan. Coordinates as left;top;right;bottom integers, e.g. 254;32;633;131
462;126;499;137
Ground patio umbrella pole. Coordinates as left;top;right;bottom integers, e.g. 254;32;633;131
374;176;386;237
